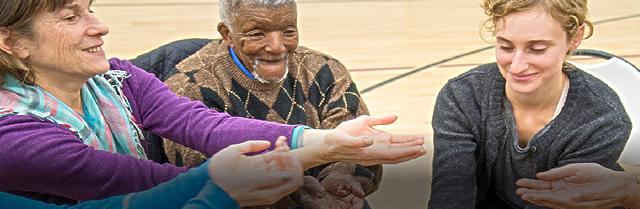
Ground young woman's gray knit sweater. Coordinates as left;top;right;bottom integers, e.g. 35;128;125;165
428;63;631;209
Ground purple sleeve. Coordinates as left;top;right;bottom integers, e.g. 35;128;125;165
108;58;296;155
0;115;189;201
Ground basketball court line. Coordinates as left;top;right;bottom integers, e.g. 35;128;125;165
360;13;640;94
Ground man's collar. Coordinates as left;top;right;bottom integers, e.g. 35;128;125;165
228;47;256;80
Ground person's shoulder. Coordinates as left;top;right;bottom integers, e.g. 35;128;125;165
295;46;348;72
296;46;338;60
568;68;630;122
443;63;501;92
450;63;500;82
0;114;74;138
434;63;503;113
108;58;155;80
571;68;622;101
106;57;164;103
0;113;42;125
177;40;225;72
108;57;137;72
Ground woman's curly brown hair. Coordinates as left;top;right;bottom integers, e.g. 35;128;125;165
481;0;594;41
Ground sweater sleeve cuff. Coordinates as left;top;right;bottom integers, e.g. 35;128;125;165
291;126;311;150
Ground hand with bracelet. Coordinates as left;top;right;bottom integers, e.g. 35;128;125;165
516;163;640;209
292;115;426;170
215;114;424;208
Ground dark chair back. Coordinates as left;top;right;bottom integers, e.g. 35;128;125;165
130;38;213;163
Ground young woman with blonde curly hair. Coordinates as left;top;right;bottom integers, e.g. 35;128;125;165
429;0;631;208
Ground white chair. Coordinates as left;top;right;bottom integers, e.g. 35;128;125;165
570;49;640;166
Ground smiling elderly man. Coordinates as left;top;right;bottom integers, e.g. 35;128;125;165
162;0;380;209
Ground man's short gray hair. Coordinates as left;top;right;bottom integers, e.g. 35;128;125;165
219;0;296;25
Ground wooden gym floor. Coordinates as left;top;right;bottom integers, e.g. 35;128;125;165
94;0;640;208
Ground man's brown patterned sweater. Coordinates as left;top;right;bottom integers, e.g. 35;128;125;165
163;40;382;208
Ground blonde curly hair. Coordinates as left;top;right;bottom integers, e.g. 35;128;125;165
481;0;594;41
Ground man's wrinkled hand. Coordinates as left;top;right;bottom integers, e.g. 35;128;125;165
294;176;365;209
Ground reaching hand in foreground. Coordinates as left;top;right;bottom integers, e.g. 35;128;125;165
208;137;304;207
302;115;426;167
516;163;640;209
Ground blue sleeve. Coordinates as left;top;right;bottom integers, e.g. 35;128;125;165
182;181;240;209
0;162;215;209
0;192;66;209
118;162;210;209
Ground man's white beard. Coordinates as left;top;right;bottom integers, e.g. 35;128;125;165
252;57;289;84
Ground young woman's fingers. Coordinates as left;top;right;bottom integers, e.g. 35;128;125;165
388;134;425;144
516;178;552;190
536;164;581;181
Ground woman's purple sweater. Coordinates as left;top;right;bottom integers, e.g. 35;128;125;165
0;58;296;203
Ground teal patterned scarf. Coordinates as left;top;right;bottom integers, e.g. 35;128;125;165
0;71;146;158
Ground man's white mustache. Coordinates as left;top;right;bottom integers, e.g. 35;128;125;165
252;57;290;84
256;54;288;62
